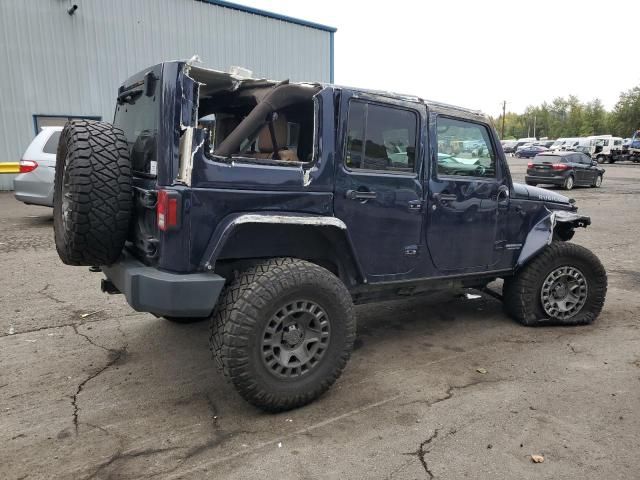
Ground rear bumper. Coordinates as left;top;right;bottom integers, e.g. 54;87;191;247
525;174;565;185
102;252;225;317
13;170;55;207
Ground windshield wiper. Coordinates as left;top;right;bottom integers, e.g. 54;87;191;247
117;87;143;105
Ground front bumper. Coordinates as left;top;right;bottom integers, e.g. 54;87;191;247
102;252;225;317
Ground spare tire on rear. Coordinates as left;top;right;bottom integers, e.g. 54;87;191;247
53;120;133;266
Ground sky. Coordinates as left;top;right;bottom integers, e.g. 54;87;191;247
238;0;640;116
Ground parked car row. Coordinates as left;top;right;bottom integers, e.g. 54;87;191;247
502;134;640;164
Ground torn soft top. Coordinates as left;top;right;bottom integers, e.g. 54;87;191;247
186;64;278;98
213;82;321;157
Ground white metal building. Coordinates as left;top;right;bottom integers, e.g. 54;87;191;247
0;0;336;190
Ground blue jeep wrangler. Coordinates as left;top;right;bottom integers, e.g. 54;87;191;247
53;61;607;411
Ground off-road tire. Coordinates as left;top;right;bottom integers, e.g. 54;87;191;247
503;242;607;326
209;257;356;412
53;120;132;266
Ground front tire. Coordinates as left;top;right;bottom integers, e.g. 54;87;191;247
210;258;356;412
503;242;607;326
591;174;603;188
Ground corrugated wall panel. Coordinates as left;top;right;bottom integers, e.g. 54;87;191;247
0;0;332;190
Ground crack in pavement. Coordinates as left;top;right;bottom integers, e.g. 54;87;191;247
83;445;184;480
38;283;66;304
406;429;439;479
400;378;504;408
72;324;112;352
0;316;109;338
71;325;128;434
106;394;251;480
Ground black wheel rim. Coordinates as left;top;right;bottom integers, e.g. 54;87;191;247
261;299;330;378
540;266;588;320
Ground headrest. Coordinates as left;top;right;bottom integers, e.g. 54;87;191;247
258;114;288;153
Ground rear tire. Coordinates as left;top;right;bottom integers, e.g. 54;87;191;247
562;174;574;190
210;258;356;412
503;242;607;326
53;120;132;266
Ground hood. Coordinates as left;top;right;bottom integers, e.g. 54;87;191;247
512;182;572;205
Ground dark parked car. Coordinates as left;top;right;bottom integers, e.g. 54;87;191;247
525;151;604;190
515;145;548;158
501;141;518;154
52;61;607;412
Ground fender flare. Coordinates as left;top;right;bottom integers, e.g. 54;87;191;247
516;209;591;267
200;212;365;280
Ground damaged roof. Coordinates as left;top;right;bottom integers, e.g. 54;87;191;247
187;62;486;119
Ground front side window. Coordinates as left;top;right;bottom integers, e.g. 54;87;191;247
345;101;417;172
436;117;496;178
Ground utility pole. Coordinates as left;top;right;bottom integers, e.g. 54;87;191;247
501;101;506;139
533;115;537;139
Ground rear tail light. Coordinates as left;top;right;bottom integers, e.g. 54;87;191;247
527;162;533;168
552;163;569;171
157;189;180;231
19;160;38;173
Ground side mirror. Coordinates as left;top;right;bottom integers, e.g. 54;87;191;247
591;160;598;166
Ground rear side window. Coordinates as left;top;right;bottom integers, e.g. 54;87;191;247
345;101;417;172
42;131;61;154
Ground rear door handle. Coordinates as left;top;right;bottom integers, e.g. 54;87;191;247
346;189;377;200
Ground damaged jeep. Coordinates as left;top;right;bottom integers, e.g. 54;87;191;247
53;60;607;411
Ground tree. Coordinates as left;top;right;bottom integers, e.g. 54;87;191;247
581;99;608;136
492;85;640;140
610;86;640;138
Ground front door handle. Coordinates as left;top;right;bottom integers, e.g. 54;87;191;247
433;193;457;204
346;189;377;200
